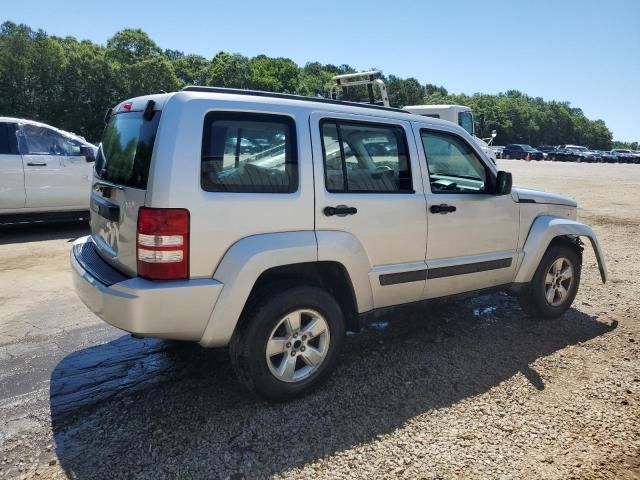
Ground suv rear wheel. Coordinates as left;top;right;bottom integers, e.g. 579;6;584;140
230;285;345;400
518;243;582;319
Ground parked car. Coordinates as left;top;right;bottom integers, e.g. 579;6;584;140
502;144;544;160
491;145;504;159
71;88;607;400
0;117;97;222
549;145;600;163
611;149;639;164
593;150;619;163
537;145;558;154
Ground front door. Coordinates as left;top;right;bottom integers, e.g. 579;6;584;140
415;126;520;299
311;112;428;309
21;125;92;209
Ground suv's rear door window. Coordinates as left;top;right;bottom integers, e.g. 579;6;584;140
320;120;412;193
201;112;297;193
96;111;161;189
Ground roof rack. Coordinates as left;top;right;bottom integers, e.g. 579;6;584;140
330;70;391;108
181;86;405;113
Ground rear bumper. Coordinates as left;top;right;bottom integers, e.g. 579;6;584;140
71;236;223;341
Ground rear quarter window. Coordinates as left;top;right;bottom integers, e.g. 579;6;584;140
201;112;298;193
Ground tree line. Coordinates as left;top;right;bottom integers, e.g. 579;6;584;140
0;21;628;149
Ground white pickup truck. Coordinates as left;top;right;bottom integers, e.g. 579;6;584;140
0;117;97;223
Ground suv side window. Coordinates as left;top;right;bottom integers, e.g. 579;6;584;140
320;120;412;193
421;129;489;194
201;112;297;193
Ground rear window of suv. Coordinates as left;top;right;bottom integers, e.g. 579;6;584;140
95;111;161;189
201;112;298;193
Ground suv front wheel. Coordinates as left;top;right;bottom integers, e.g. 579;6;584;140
518;242;582;319
230;285;345;400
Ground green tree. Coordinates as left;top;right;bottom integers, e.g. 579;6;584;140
106;28;162;64
206;52;252;88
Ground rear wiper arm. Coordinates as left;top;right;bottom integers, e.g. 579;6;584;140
93;179;124;190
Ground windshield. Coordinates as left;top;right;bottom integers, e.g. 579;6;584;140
95;111;161;189
457;111;474;136
567;146;588;152
521;145;534;150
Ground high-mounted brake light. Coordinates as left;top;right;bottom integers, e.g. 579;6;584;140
122;102;133;111
137;207;189;280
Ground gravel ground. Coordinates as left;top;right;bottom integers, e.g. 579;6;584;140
0;161;639;479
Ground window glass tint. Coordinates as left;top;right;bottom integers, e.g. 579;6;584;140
321;121;412;193
421;130;487;193
97;111;161;189
0;123;10;154
201;112;297;193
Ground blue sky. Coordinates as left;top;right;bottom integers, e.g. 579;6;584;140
3;0;639;141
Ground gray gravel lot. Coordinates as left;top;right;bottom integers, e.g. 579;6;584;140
0;161;639;479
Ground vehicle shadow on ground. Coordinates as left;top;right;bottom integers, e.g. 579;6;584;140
49;294;616;479
0;222;89;245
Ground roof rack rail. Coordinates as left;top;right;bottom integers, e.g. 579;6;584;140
330;70;391;108
181;86;405;113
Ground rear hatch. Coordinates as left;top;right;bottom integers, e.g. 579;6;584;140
90;99;162;276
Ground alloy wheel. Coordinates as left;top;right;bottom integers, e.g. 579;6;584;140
544;257;574;307
265;309;330;382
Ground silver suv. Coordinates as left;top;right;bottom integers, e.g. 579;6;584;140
71;87;607;400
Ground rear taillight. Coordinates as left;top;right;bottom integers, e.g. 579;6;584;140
137;207;189;280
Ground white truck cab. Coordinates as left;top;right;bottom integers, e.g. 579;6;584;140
71;87;607;400
0;117;96;222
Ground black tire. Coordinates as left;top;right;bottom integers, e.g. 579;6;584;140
518;242;582;319
230;285;345;401
505;153;511;159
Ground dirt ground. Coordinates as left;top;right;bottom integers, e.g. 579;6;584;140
0;160;638;479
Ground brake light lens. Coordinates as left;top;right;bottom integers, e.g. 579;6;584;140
122;102;133;111
137;207;189;280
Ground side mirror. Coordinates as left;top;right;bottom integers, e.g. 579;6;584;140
80;145;96;163
495;170;512;195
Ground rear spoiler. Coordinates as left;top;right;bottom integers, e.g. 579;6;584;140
103;99;156;124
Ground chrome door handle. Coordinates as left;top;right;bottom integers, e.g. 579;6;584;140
27;161;47;167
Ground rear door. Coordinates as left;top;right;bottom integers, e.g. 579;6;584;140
0;122;25;210
311;112;428;309
90;108;161;276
